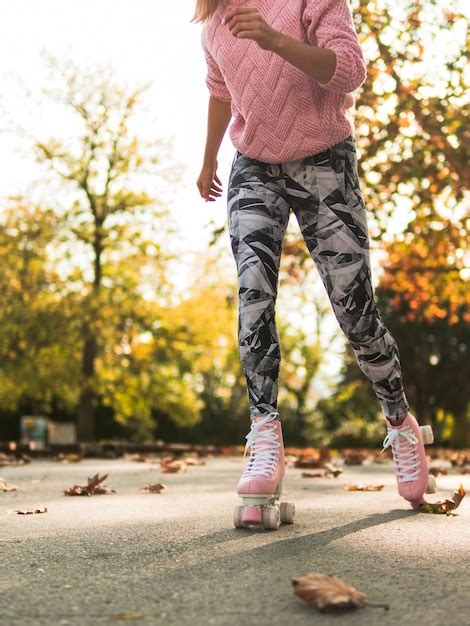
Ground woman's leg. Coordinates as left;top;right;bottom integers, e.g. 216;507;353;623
285;135;410;423
227;151;291;419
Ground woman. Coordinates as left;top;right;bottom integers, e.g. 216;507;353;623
193;0;435;529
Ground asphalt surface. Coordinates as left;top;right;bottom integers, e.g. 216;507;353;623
1;455;469;626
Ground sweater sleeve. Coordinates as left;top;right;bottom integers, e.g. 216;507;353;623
302;0;367;94
201;28;232;103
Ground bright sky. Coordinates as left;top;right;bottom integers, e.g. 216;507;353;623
0;0;232;292
0;1;467;395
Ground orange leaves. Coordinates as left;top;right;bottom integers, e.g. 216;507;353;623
292;572;389;612
344;483;385;491
53;453;83;463
419;484;466;515
64;473;116;496
378;220;468;325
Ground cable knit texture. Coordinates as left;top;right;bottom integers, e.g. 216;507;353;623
201;0;367;163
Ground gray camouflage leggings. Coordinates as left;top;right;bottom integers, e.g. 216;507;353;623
226;133;410;423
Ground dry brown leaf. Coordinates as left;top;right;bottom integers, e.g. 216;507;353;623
292;572;389;612
429;466;448;477
54;453;83;464
123;453;148;463
13;507;48;515
323;463;343;478
341;449;370;465
419;484;466;515
344;483;385;492
183;455;207;466
160;457;187;474
64;473;115;496
294;452;322;469
0;478;18;492
302;471;325;478
139;483;167;494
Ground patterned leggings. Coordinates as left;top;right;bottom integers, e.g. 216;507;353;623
226;133;410;423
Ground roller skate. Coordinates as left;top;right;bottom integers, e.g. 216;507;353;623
233;411;295;530
381;412;436;509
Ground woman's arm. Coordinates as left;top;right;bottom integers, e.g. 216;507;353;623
198;30;233;201
197;96;232;202
223;0;367;94
203;95;232;169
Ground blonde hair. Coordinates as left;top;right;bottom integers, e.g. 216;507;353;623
191;0;225;23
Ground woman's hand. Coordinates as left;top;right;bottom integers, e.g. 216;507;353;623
222;5;282;51
197;160;223;202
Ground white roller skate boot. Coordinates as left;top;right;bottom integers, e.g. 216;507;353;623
233;410;295;530
381;412;436;509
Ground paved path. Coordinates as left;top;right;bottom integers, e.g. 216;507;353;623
1;456;469;625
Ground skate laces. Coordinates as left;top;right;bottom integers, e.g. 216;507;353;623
242;411;281;478
381;426;420;483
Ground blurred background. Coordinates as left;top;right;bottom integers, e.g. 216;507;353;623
0;0;468;450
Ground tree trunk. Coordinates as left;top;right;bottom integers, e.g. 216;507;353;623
77;331;97;441
77;230;102;442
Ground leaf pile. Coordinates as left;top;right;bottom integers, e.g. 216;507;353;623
419;484;466;515
64;473;115;496
292;572;389;612
344;483;385;492
0;452;31;468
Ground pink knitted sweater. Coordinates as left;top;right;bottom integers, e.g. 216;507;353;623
201;0;367;163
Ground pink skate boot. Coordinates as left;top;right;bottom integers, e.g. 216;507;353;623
234;411;295;530
381;412;436;509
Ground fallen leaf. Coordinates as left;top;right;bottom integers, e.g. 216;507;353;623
64;473;115;496
160;457;187;474
301;464;343;479
0;478;18;492
419;484;466;515
183;455;207;466
294;452;322;469
138;483;167;493
53;453;83;464
13;507;48;515
344;483;385;491
292;572;389;612
123;453;148;463
323;463;343;478
341;449;370;465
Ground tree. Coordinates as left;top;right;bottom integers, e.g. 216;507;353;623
0;199;79;415
33;59;179;440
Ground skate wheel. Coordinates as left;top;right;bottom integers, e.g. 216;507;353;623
233;505;248;528
280;501;295;524
262;505;281;530
420;425;434;445
242;505;263;525
425;474;437;494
